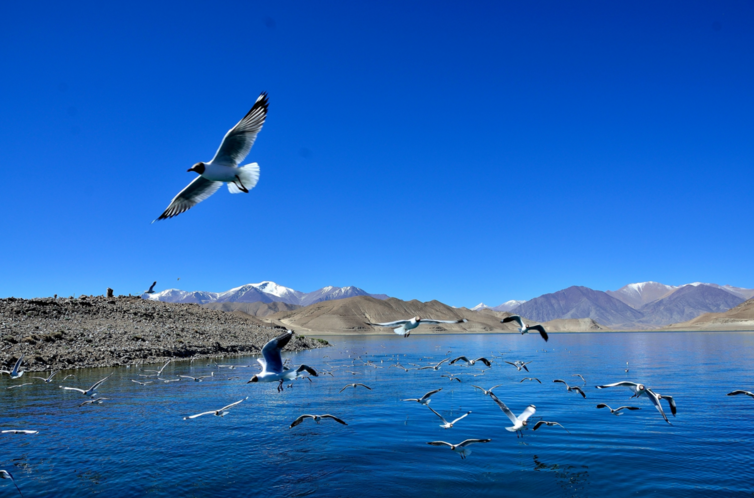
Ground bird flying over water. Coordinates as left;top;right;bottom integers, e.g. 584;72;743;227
450;356;491;367
183;398;247;420
501;315;549;342
596;381;676;423
60;374;112;396
0;470;22;497
339;383;372;393
471;385;502;396
727;390;754;398
427;439;491;459
31;371;57;383
520;377;542;384
0;356;24;379
289;414;347;428
489;393;536;438
505;360;531;372
402;388;442;405
427;406;472;429
154;92;268;221
596;403;641;415
532;420;571;434
365;317;467;337
247;330;318;392
553;379;587;398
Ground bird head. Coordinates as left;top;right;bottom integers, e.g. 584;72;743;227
247;375;259;383
187;162;206;174
415;316;421;322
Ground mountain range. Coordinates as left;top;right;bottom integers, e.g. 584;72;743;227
145;281;389;307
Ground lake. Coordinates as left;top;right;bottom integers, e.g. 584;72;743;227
2;331;753;497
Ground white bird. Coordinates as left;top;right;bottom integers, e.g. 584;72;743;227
179;373;214;382
402;388;442;405
289;414;347;428
6;383;32;390
158;377;181;383
1;430;38;435
365;317;467;338
427;406;472;429
131;380;153;386
0;470;22;497
427;439;491;459
489;393;536;438
596;403;641;415
501;315;549;342
247;330;318;392
60;374;112;396
505;360;532;372
183;398;247;420
0;356;24;379
520;377;542;383
339;383;372;393
449;356;492;367
553;379;587;398
532;420;571;433
144;359;172;376
596;381;676;423
155;92;268;221
471;384;502;396
31;371;57;383
441;374;463;383
143;281;157;294
728;390;754;398
418;359;449;371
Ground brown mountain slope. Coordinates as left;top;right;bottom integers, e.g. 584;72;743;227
203;301;300;317
663;298;754;330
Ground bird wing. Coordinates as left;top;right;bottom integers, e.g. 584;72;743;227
420;318;466;325
522;363;530;372
505;361;517;367
184;411;215;420
727;390;748;396
148;282;156;292
645;390;670;423
179;376;196;380
450;411;472;425
427;406;448;424
261;330;293;373
355;384;372;390
60;387;86;394
365;320;410;327
662;395;677;416
596;381;640;390
420;388;442;401
616;406;641;411
219;399;245;412
12;356;23;375
321;415;347;425
157;360;171;375
475;358;492;367
89;374;112;392
596;403;609;409
489;393;518;425
458;439;491;447
517;405;537;422
295;365;318;377
553;379;567;385
450;356;467;365
290;415;314;428
501;315;523;327
572;387;587;398
339;385;353;393
436;358;449;367
209;92;269;167
427;441;453;447
527;325;548;341
489;384;503;391
471;385;484;392
155;176;222;221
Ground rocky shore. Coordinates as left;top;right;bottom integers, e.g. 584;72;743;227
0;296;328;372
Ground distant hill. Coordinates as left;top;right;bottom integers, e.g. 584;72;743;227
635;284;744;327
203;301;301;317
664;298;754;330
510;286;643;327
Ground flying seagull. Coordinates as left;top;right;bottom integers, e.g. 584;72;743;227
183;398;247;420
60;374;112;396
154;92;268;221
131;380;153;386
289;414;347;428
0;470;22;497
441;374;462;383
505;360;532;372
339;383;372;393
143;282;157;294
520;377;542;384
179;373;214;382
596;403;641;415
596;381;676;423
553;379;587;398
471;384;502;396
0;356;24;379
144;359;172;376
427;406;472;429
449;357;492;367
489;393;536;438
427;439;491;459
727;390;754;398
501;315;549;342
532;420;571;433
6;383;32;390
418;359;449;371
31;371;57;383
402;388;442;405
247;330;318;392
1;430;38;435
365;317;467;338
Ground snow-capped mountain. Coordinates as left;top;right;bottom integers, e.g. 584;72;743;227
471;303;489;311
606;282;678;309
490;300;527;312
145;281;388;306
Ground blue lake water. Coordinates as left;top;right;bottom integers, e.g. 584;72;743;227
2;331;754;497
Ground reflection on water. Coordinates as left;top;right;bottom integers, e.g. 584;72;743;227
1;331;754;497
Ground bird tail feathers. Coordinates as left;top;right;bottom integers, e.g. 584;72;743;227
227;163;260;194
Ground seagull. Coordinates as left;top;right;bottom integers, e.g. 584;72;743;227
289;414;347;428
339;383;372;393
441;374;462;383
31;371;57;383
418;359;449;371
0;356;24;379
6;383;32;390
179;373;214;382
154;92;268;221
553;379;587;398
427;439;491;459
60;374;112;396
144;359;172;376
0;470;22;498
427;406;472;429
402;388;442;405
501;315;548;342
183;398;247;420
79;398;109;407
471;385;502;396
158;377;181;383
520;377;542;384
1;430;38;435
247;330;318;392
573;374;586;385
131;380;153;386
365;317;468;338
727;390;754;398
532;420;571;434
596;403;641;415
449;357;491;367
596;381;676;423
489;393;536;438
505;361;531;372
143;281;157;294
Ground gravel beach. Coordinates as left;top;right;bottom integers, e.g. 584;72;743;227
0;295;328;372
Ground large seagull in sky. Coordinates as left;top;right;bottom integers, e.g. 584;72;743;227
154;92;269;221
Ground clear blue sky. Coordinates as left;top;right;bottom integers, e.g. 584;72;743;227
1;1;753;307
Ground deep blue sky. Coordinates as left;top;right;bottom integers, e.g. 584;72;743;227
1;1;753;307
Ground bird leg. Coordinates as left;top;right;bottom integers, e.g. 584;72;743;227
277;380;284;392
234;176;250;193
